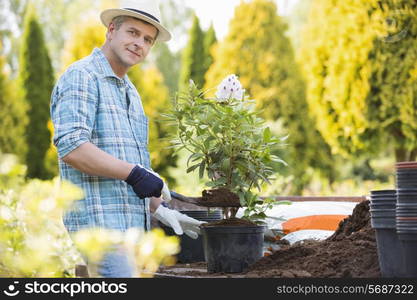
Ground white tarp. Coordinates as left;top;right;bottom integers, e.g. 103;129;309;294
282;229;335;244
237;201;358;243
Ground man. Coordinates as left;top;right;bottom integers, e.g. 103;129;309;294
50;0;203;277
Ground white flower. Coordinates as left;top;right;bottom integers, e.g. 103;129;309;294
215;74;245;101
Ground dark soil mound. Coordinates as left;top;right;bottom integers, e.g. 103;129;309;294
327;200;370;241
201;217;256;227
246;200;380;277
201;188;240;207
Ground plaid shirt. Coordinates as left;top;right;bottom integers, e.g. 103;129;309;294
51;47;151;233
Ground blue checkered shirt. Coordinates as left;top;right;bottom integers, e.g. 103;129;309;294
50;47;151;233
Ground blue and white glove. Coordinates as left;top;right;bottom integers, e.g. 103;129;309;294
153;206;205;239
125;165;171;202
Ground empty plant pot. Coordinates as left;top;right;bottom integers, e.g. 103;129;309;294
396;233;417;277
370;209;396;217
201;224;266;273
396;162;417;169
371;189;397;195
371;221;406;277
370;191;406;278
374;228;407;277
396;195;417;204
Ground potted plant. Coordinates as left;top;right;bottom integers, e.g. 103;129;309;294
166;75;287;273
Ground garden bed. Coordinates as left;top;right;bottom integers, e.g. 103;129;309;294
156;200;381;278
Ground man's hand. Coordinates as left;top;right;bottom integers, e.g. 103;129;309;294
125;165;165;199
153;205;205;239
146;169;171;202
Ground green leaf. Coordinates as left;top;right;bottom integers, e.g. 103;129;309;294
186;164;200;173
263;127;271;142
199;161;205;179
186;153;203;167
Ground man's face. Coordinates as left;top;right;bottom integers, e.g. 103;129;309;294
107;17;158;68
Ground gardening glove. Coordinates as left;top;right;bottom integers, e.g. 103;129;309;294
153;205;205;239
146;169;171;202
125;165;171;202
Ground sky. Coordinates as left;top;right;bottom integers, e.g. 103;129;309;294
181;0;299;39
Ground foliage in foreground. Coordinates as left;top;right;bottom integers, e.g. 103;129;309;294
0;154;179;277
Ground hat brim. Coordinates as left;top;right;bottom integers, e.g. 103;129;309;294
100;8;171;42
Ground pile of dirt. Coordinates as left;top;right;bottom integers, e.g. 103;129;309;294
158;200;381;278
246;200;380;277
327;199;371;240
201;217;256;227
201;188;240;207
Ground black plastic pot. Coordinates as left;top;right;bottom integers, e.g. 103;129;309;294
396;209;417;215
396;233;417;277
201;225;266;273
396;188;417;192
396;179;417;188
371;218;406;277
159;210;222;263
370;190;406;277
374;229;407;277
371;204;396;210
370;209;396;218
396;169;417;174
371;189;396;195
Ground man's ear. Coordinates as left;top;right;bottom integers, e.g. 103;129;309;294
106;22;115;40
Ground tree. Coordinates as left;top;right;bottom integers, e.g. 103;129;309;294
284;0;312;52
300;0;417;162
61;21;106;71
1;0;97;76
150;42;181;98
19;6;54;179
203;23;217;81
0;42;28;161
178;14;206;91
146;0;193;97
204;0;334;194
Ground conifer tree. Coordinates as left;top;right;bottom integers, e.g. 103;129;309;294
19;6;54;179
0;42;28;161
151;42;181;97
300;0;417;162
61;21;106;70
178;14;206;91
202;23;217;83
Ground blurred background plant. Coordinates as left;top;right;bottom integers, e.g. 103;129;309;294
0;153;179;277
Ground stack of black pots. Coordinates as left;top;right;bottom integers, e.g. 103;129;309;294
369;189;406;277
159;210;222;263
395;162;417;277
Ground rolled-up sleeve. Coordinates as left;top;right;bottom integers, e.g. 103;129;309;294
50;68;98;159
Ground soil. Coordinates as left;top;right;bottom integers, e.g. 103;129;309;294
201;188;240;207
201;217;257;227
327;199;370;240
157;200;381;278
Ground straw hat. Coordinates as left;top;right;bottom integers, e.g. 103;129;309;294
100;0;171;42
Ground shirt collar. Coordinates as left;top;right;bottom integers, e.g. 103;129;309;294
92;47;128;83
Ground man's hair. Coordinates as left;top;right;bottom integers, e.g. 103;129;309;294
110;15;159;41
112;15;158;33
112;15;129;30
